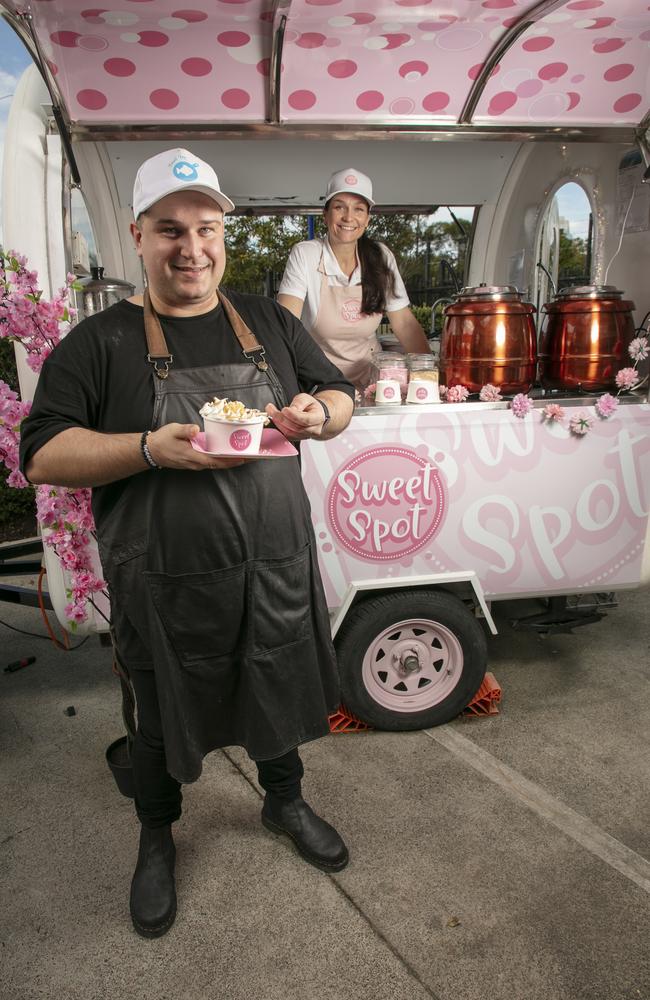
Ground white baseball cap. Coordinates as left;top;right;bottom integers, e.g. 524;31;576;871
132;148;235;218
324;167;375;206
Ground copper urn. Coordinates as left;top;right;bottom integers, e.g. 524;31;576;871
538;285;636;392
440;285;537;394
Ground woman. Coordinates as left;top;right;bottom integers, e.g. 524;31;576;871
277;167;430;390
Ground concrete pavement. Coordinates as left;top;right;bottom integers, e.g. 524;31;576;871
0;583;648;1000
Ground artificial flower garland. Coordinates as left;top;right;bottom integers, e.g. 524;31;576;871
442;333;648;436
0;249;107;627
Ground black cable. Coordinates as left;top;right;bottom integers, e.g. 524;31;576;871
635;310;650;332
0;617;90;649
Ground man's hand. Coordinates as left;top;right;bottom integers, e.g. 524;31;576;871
146;422;247;470
265;394;327;441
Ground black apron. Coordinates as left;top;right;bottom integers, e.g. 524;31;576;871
99;291;340;782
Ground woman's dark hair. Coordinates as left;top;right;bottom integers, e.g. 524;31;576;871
356;233;397;316
324;198;396;316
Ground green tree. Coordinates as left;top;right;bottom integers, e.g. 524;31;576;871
558;229;588;284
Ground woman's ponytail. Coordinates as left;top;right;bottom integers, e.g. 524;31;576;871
357;235;396;316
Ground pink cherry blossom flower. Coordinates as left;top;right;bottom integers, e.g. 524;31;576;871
595;393;618;418
542;403;565;423
615;367;640;391
0;250;102;627
628;336;649;362
510;393;532;418
445;384;470;403
569;413;594;436
479;383;502;402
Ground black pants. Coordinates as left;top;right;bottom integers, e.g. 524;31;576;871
130;668;304;829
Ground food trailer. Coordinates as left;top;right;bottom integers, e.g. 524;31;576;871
1;0;649;729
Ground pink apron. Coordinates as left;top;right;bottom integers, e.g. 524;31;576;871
308;252;382;390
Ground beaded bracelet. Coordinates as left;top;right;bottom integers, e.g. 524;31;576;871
140;430;160;470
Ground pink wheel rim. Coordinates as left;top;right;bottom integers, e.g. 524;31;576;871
361;617;464;713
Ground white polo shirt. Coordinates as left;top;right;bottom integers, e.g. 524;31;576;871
278;237;411;332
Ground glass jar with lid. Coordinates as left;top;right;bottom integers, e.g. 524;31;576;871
407;354;438;381
373;352;408;391
406;353;440;403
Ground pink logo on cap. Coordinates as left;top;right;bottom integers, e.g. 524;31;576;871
229;429;252;451
416;386;428;400
327;445;446;562
345;174;358;185
382;386;396;400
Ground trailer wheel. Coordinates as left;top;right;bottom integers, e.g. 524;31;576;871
335;590;487;730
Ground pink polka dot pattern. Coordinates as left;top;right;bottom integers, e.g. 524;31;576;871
104;57;136;76
81;10;108;24
538;62;569;81
51;31;81;47
217;31;249;47
356;90;384;111
14;0;650;125
150;88;179;109
422;91;450;112
137;32;169;47
488;90;517;115
328;60;358;78
613;93;642;112
603;63;634;81
522;37;554;52
181;57;212;76
172;9;208;21
288;90;317;110
296;33;326;48
221;88;250;109
593;37;626;52
399;60;429;79
77;88;108;109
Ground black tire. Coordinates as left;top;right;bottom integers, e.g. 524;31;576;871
334;589;488;730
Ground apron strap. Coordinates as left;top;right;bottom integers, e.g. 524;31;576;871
143;287;289;407
144;288;174;380
217;289;268;370
143;287;271;377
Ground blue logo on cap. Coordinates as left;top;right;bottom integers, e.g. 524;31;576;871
173;160;199;182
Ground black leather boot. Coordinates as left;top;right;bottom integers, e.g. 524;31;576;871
129;824;177;938
261;795;349;872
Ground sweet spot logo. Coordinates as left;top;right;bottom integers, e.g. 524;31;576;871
345;174;358;185
327;446;446;561
416;386;427;400
340;299;362;323
229;429;252;451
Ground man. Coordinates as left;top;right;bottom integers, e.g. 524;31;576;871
20;148;355;938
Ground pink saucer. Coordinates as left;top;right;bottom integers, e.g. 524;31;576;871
191;428;298;460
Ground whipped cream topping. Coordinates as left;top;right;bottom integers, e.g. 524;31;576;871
200;395;269;424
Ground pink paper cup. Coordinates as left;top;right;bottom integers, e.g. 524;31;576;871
203;415;266;455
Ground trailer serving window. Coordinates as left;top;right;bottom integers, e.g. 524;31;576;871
222;205;477;338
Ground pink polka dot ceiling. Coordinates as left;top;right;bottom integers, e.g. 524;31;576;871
6;0;649;127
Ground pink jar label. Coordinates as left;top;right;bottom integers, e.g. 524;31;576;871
416;386;428;400
383;386;396;399
327;445;446;561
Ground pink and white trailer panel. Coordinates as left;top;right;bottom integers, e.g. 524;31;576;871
302;399;650;627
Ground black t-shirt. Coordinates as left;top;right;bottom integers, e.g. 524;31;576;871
19;289;353;528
